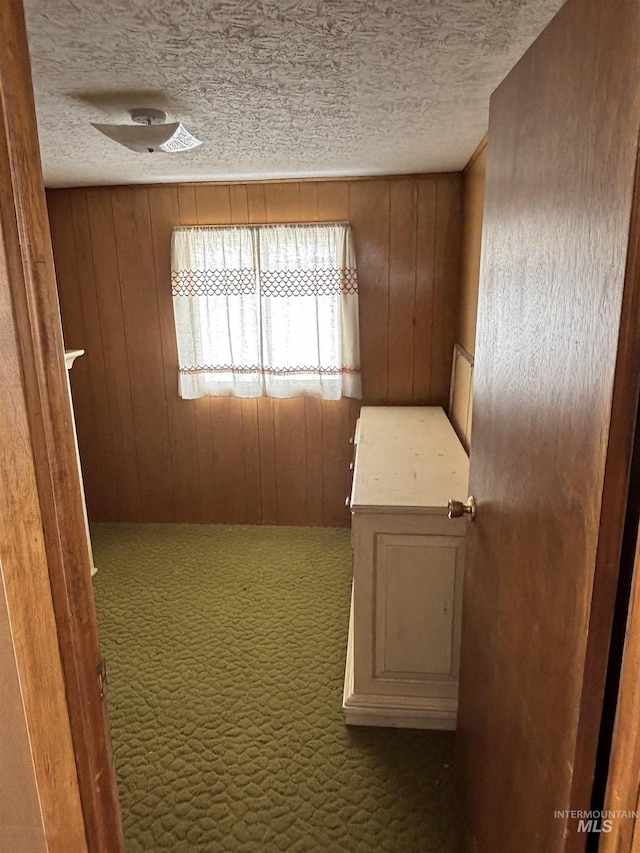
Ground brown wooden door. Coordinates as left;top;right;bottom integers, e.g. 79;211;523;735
455;0;640;850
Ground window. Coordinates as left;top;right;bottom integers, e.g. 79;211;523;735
171;222;361;400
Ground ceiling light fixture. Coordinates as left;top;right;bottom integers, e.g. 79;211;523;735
91;108;202;154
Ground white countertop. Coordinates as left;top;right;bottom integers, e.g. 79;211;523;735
350;406;469;512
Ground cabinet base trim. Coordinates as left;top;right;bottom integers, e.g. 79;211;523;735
342;596;457;730
342;691;457;730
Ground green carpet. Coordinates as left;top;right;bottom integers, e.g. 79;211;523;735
92;524;460;852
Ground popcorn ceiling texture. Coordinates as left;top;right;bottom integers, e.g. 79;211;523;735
24;0;563;187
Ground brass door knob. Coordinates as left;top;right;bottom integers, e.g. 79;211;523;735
448;496;476;521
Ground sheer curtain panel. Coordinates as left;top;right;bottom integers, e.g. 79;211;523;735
171;222;361;400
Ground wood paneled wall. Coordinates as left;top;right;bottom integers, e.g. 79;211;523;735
458;139;487;357
449;138;486;450
47;175;462;526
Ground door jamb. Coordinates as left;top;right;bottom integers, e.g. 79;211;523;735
0;1;124;849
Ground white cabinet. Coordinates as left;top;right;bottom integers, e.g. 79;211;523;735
343;407;469;730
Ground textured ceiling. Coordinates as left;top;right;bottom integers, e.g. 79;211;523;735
24;0;564;188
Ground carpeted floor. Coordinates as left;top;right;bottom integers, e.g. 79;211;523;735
92;524;461;852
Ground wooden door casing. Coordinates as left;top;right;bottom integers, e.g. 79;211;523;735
600;530;640;853
598;156;640;853
0;0;124;849
455;0;640;849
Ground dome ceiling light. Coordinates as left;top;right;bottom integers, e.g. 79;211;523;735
91;108;202;154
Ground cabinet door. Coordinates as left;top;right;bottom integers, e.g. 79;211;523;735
377;534;460;676
369;533;464;697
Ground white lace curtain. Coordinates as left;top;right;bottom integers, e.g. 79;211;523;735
171;222;361;400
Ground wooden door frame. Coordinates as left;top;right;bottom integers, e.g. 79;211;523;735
597;152;640;852
566;138;640;848
0;1;124;850
600;527;640;852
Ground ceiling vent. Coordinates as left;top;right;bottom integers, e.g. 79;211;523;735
91;108;202;154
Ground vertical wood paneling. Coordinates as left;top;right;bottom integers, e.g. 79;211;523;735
304;397;324;524
349;180;390;404
194;184;231;224
211;397;246;524
432;176;463;406
413;180;438;403
84;188;142;521
48;193;82;344
459;141;487;357
388;179;418;404
321;400;352;527
298;182;318;221
246;184;266;223
229;185;249;221
111;187;173;521
239;399;262;524
47;192;102;520
48;175;462;527
69;192;119;519
264;182;300;222
273;398;308;525
192;397;217;523
257;397;278;524
317;182;349;221
148;185;201;521
177;185;198;224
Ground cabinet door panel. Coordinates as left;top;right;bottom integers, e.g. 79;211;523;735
374;533;465;688
376;535;457;677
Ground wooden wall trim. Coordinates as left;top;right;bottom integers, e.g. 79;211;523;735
463;136;488;174
457;138;487;361
48;170;463;193
0;1;123;850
